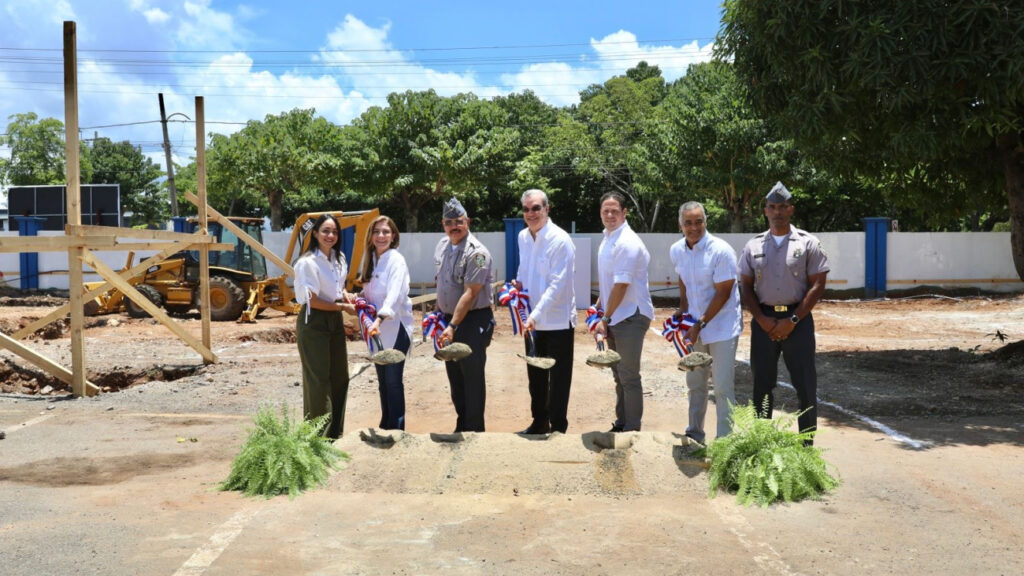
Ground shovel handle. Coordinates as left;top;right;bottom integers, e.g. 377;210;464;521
595;333;606;352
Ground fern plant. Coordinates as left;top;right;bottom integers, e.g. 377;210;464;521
705;402;840;507
219;404;349;498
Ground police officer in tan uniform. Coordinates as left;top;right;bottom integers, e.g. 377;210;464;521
739;182;829;442
434;198;495;433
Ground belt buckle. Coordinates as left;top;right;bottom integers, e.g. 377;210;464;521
772;305;788;312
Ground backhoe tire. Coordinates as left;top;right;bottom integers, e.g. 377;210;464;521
126;284;163;318
209;276;246;321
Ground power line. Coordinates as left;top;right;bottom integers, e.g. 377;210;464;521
0;36;715;54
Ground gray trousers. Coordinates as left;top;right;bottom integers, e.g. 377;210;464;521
606;309;651;431
685;336;738;443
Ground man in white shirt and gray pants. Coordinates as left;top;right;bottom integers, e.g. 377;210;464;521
670;201;742;444
514;189;577;434
593;192;655;432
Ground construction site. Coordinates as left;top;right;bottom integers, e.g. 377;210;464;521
2;19;1024;576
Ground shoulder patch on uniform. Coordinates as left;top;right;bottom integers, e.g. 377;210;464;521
474;253;486;268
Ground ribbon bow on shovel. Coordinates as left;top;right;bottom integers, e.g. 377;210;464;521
584;305;621;368
662;313;713;371
422;310;472;362
501;283;556;369
354;298;404;365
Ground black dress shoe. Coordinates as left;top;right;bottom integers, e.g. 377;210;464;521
607;424;624;433
518;423;551;434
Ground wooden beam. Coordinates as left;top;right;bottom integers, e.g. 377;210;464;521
112;241;233;251
0;236;116;252
195;97;212;357
0;332;99;396
13;244;185;340
67;225;222;243
81;252;217;364
184;191;295;276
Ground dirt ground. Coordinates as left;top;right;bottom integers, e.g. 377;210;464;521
1;293;1023;575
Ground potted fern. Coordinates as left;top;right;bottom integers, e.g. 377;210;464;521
705;402;840;507
220;404;349;498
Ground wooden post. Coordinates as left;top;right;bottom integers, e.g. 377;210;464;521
195;96;212;359
63;21;92;396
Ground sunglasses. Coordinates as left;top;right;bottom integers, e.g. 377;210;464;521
443;218;466;227
522;204;544;214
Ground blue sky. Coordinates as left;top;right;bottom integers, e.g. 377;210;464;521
0;0;724;162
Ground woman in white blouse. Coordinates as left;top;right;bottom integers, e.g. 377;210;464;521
294;214;356;439
357;215;414;430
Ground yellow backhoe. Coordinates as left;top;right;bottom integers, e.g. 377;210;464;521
83;209;380;322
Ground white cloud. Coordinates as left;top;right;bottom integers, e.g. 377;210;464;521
175;0;246;51
590;30;714;80
142;8;170;24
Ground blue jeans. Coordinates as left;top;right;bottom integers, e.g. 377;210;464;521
375;325;410;430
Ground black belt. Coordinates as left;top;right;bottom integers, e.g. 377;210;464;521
444;308;491;321
760;303;797;313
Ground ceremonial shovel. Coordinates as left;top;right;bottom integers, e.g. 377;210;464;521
366;328;405;366
677;350;713;372
585;333;621;368
518;330;556;370
434;342;473;362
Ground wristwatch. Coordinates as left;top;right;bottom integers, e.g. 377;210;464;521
698;319;708;329
790;314;800;325
601;315;611;325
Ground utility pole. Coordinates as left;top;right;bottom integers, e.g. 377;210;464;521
158;92;179;217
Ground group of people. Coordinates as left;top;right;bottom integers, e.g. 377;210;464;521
293;181;829;446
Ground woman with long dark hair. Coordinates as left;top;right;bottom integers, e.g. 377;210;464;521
357;215;413;430
294;214;355;439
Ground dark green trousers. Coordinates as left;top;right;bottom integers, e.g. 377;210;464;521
296;306;349;439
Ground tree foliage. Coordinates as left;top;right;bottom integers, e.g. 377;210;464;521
1;112;92;186
718;0;1024;277
86;137;166;228
205;108;344;230
347;90;519;232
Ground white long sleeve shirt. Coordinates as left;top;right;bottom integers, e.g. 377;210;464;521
597;221;654;324
516;219;577;330
360;248;414;349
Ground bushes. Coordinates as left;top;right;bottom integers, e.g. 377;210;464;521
706;402;840;507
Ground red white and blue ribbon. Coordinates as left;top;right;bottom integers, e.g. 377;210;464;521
497;282;531;335
662;313;698;357
422;310;448;352
585;305;604;333
354;298;379;352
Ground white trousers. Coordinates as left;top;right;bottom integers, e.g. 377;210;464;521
684;335;738;443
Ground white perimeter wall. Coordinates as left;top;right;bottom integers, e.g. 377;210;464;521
2;230;1020;294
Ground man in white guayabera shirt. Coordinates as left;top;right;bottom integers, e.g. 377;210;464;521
513;189;576;434
592;192;654;433
670;201;742;444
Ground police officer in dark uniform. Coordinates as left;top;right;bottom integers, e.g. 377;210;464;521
739;182;830;441
434;197;495;433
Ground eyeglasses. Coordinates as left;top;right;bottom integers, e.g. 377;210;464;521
522;204;544;214
443;218;466;228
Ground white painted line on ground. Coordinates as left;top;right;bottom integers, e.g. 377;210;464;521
735;359;931;449
4;413;54;434
173;505;262;576
711;499;798;576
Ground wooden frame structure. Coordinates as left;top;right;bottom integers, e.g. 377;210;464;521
0;22;235;397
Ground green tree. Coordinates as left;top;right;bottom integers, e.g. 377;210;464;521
1;112;93;185
572;63;670;232
718;1;1024;278
206;109;344;230
348;90;518;231
87;137;166;228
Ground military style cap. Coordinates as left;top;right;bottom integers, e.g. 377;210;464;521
766;181;792;204
443;197;467;219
